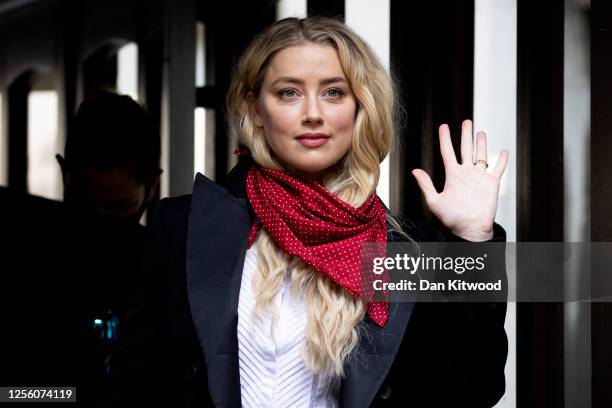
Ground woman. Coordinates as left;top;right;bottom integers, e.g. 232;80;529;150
106;16;509;408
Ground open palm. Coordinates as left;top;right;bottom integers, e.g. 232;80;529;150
411;120;509;242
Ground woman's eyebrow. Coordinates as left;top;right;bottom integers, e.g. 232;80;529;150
270;76;347;86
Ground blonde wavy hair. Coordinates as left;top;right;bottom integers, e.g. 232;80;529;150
226;16;409;377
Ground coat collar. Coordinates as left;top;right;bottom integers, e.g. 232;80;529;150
186;158;415;407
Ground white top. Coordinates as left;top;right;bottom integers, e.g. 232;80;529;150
237;246;340;408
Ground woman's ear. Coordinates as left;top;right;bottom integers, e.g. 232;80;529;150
247;92;263;128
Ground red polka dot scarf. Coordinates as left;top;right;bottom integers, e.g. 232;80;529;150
245;163;389;327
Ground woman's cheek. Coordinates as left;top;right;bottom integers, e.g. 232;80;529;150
269;107;299;138
330;104;356;130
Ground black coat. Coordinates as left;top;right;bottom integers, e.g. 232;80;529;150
104;157;508;408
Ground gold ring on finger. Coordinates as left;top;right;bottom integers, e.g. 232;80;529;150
474;159;488;168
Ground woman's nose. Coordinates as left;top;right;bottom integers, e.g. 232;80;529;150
301;96;324;125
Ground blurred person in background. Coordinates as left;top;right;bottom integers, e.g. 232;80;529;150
0;90;161;406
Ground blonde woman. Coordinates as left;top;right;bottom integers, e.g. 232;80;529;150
106;17;509;408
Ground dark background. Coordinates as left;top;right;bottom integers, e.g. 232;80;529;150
0;0;610;407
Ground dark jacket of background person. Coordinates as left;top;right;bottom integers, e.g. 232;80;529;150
0;187;147;405
103;156;508;408
0;91;160;406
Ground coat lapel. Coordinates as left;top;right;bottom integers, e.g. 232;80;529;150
339;301;415;407
186;171;250;408
338;210;417;407
187;157;415;407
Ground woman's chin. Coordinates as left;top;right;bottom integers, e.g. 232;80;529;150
285;162;335;180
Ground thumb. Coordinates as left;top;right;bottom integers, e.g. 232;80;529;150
411;169;438;204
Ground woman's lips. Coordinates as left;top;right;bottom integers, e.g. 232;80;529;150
296;133;330;147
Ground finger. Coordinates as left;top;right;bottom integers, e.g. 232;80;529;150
460;119;474;165
438;124;458;168
474;131;488;171
492;150;509;179
411;169;439;204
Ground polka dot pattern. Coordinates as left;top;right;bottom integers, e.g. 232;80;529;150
245;163;389;327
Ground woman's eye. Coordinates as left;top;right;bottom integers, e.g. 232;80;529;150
326;88;344;98
279;89;298;98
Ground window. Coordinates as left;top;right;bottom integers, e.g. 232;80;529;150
117;42;139;99
194;22;215;179
27;89;61;200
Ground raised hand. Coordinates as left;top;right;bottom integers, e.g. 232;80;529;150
411;119;509;242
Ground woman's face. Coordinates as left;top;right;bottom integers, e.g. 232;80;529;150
249;43;357;180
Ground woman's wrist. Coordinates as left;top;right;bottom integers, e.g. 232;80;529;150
450;226;494;242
